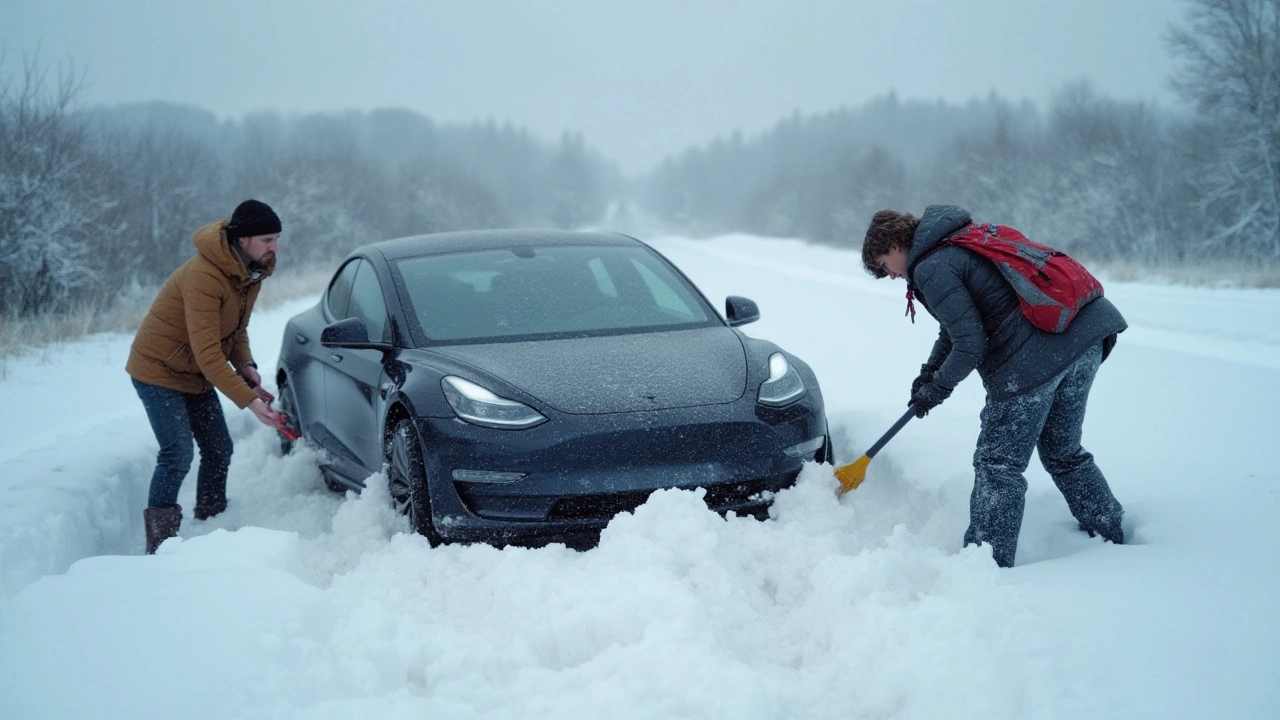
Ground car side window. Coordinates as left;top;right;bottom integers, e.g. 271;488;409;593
326;260;360;319
348;260;391;344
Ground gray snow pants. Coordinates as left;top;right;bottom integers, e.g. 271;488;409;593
964;343;1124;567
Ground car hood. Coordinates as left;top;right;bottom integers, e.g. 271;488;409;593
430;326;748;414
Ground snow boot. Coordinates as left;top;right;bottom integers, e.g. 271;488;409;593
1079;521;1124;545
144;504;182;554
193;498;227;521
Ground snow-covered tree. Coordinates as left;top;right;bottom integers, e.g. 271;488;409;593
1033;82;1167;262
250;150;388;264
1168;0;1280;261
94;125;224;285
925;108;1043;237
0;57;120;317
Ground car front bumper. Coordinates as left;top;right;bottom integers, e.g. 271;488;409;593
413;395;826;545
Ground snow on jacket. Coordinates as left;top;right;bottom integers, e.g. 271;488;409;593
125;221;274;408
907;204;1127;400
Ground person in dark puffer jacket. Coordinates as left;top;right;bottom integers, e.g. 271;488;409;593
861;205;1127;567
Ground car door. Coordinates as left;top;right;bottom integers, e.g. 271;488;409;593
323;258;392;477
286;261;358;449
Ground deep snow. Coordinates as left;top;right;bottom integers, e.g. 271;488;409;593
1;234;1277;719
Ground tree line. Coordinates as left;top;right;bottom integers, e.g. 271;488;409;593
1;61;622;319
2;0;1275;325
647;0;1279;269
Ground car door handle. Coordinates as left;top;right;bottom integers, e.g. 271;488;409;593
295;333;308;344
330;353;343;363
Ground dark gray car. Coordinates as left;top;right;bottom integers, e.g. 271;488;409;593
276;229;830;547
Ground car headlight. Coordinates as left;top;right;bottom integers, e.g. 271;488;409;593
441;376;547;429
757;352;806;407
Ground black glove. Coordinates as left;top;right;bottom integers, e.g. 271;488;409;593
910;365;935;403
911;382;952;418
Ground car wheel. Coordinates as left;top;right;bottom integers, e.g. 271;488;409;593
278;376;300;456
386;420;443;545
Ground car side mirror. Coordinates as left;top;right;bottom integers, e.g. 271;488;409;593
321;317;391;351
725;296;760;327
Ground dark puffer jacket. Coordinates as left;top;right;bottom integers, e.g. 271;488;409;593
907;205;1127;400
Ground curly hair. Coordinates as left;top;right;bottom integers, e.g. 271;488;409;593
861;209;919;278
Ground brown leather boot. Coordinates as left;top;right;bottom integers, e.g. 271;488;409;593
144;505;182;554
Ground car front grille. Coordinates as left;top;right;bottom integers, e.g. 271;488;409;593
547;489;657;521
545;472;798;522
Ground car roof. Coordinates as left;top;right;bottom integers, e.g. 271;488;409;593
362;229;646;261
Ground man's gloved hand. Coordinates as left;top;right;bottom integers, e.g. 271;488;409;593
911;382;952;418
910;364;935;401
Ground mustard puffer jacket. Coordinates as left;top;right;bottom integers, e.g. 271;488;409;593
126;221;275;409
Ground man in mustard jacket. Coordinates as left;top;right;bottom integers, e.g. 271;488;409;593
126;200;288;553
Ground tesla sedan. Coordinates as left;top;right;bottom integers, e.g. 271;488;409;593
276;229;829;546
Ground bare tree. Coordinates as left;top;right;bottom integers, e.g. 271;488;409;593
1168;0;1280;260
1033;81;1168;262
926;108;1043;235
0;55;120;317
94;125;224;285
251;150;388;263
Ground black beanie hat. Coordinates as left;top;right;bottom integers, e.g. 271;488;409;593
226;199;282;239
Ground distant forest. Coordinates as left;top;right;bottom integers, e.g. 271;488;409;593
0;79;626;319
2;0;1277;322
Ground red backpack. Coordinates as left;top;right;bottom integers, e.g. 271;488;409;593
911;222;1104;333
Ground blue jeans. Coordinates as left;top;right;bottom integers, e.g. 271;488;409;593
965;343;1124;567
132;378;233;509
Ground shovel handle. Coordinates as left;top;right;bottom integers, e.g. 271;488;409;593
864;406;917;460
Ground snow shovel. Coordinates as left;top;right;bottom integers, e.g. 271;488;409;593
834;405;917;494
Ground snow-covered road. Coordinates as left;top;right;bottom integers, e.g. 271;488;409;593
1;234;1277;719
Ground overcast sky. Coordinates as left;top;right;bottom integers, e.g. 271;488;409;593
4;0;1187;175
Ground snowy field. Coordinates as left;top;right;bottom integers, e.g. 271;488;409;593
1;234;1277;719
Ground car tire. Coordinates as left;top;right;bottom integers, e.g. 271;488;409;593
278;376;299;456
386;420;443;546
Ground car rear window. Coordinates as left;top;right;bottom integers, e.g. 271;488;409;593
392;245;719;344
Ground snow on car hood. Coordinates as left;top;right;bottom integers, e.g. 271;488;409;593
430;326;748;414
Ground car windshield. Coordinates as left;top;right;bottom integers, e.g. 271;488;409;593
392;244;720;344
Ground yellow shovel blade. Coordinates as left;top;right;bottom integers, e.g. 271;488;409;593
834;454;871;495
